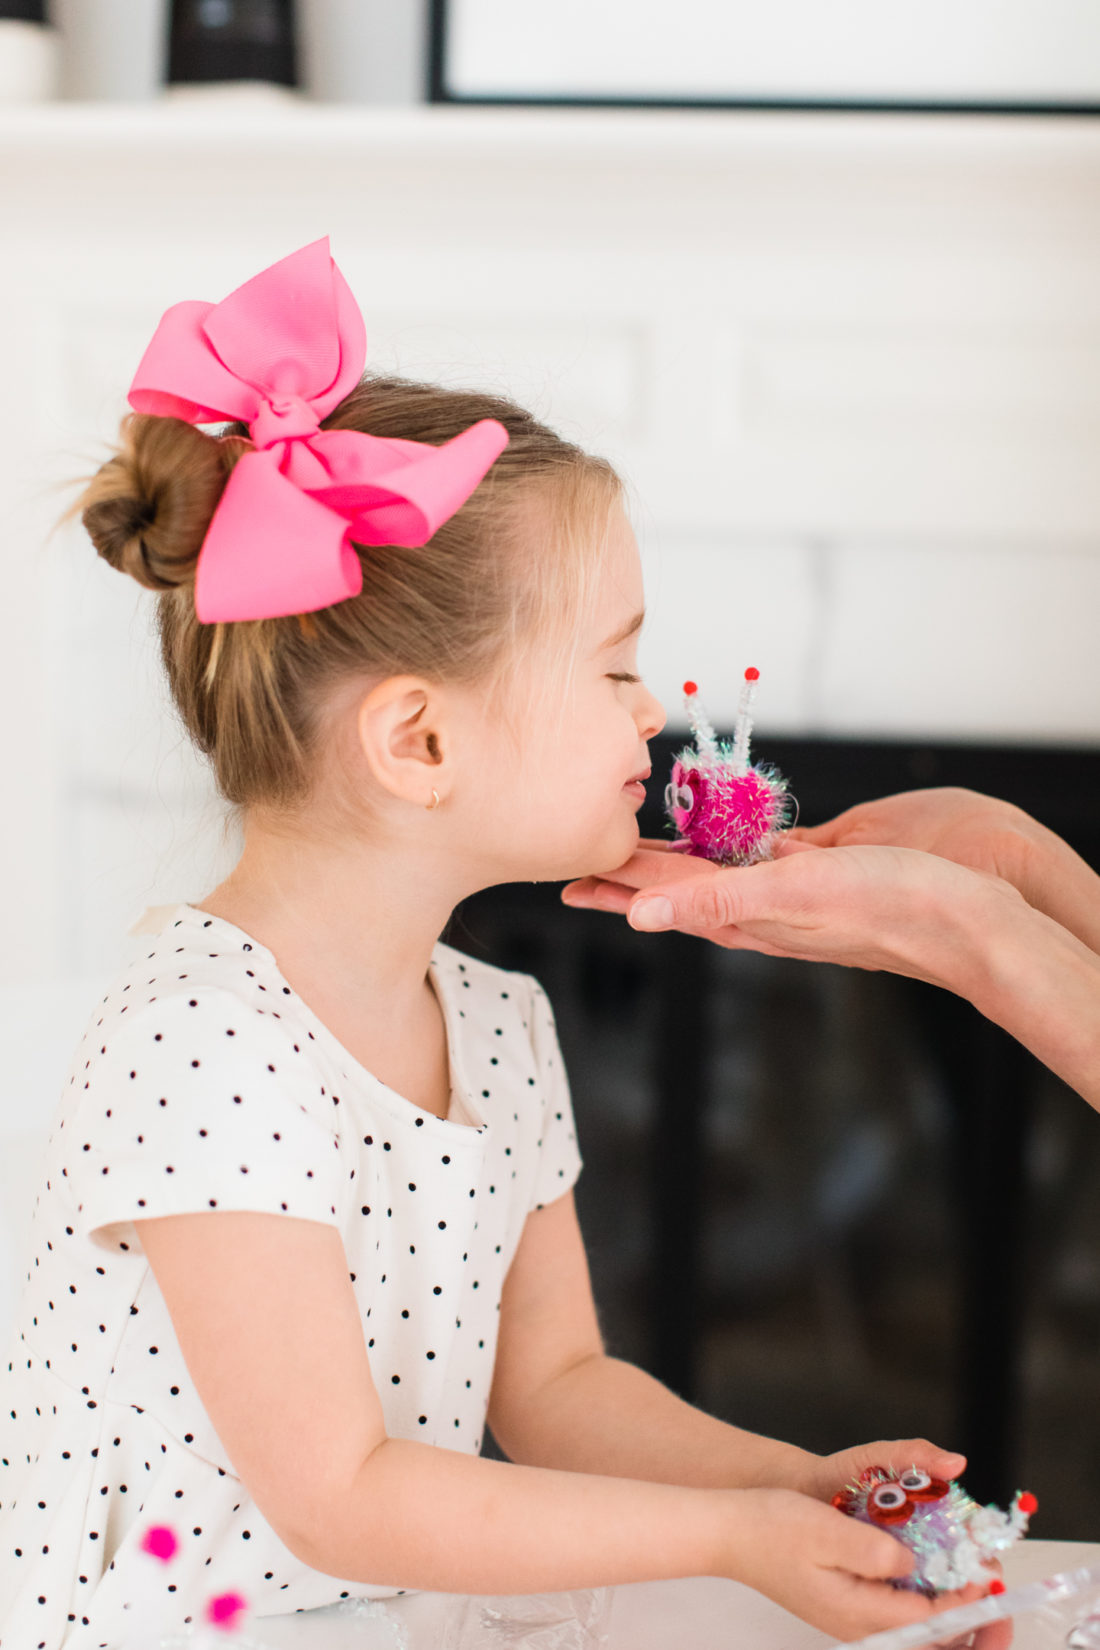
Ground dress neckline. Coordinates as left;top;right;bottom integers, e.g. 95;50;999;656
160;902;489;1136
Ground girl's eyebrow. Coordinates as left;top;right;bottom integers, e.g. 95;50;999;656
599;610;645;651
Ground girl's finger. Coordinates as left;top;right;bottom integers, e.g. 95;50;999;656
829;1514;916;1583
848;1440;967;1482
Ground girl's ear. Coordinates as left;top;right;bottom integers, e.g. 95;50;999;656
356;676;450;807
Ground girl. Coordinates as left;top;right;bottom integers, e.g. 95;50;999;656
1;240;977;1649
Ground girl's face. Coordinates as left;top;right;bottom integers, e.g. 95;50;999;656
457;503;666;886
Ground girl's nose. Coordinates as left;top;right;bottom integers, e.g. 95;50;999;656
638;685;666;740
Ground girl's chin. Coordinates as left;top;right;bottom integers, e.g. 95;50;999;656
568;819;641;882
486;818;641;888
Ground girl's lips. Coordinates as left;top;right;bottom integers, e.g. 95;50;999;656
622;777;648;803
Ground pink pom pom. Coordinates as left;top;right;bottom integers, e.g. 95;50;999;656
206;1590;249;1631
669;760;788;864
140;1524;179;1564
666;672;793;866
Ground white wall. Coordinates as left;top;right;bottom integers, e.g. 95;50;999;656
1;101;1098;995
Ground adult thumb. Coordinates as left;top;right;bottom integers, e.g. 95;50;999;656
628;871;746;933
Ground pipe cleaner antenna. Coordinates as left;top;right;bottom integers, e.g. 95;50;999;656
681;680;719;764
731;666;760;774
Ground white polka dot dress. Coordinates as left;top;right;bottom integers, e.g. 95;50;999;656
0;903;581;1648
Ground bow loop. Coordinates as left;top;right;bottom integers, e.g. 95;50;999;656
126;238;510;622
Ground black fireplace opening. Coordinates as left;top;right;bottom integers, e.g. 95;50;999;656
449;732;1100;1540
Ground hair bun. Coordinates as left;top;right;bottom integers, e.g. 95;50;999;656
79;414;245;594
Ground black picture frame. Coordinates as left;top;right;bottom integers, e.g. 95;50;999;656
429;0;1100;116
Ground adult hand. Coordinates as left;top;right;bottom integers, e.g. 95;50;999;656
563;838;1024;986
790;787;1100;956
563;829;1100;1105
789;787;1043;894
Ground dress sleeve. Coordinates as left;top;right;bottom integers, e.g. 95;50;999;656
525;980;583;1212
66;987;343;1251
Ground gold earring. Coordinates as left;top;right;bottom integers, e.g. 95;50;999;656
426;789;441;811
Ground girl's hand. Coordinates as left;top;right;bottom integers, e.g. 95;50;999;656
717;1487;996;1643
796;1438;966;1504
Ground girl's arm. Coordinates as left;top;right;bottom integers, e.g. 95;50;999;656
488;1191;963;1500
134;1208;972;1641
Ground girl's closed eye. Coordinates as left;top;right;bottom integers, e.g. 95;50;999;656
607;672;640;684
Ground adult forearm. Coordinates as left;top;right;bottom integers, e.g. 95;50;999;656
494;1352;813;1491
286;1435;725;1594
964;899;1100;1105
1020;825;1100;957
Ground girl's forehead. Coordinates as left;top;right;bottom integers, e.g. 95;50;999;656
593;508;644;607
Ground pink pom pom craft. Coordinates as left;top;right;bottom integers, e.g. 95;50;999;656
664;670;793;866
832;1467;1037;1598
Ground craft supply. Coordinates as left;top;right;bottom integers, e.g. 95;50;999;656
664;670;792;865
833;1466;1037;1597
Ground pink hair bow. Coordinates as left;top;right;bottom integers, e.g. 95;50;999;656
127;237;509;623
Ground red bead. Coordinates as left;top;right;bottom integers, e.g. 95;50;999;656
683;680;698;696
744;666;760;681
988;1579;1006;1596
1018;1492;1038;1514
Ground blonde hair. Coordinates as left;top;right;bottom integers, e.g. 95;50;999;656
73;377;621;811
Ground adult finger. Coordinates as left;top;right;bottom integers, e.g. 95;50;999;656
561;878;633;915
563;847;720;909
771;836;821;858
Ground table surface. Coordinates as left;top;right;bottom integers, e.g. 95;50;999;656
249;1541;1100;1650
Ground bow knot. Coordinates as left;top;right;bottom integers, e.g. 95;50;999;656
126;238;509;623
250;393;322;451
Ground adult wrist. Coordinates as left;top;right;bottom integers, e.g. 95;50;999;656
881;858;1008;999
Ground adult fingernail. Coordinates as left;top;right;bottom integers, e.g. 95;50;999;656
630;897;674;931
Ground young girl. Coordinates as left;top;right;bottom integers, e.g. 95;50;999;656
1;240;977;1649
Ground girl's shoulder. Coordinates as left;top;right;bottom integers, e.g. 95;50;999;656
64;903;327;1101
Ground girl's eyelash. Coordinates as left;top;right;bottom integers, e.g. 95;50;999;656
607;672;640;684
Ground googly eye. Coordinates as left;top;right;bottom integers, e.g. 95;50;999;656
910;1478;949;1504
898;1470;931;1493
665;783;695;814
871;1484;908;1511
868;1482;914;1525
899;1469;950;1503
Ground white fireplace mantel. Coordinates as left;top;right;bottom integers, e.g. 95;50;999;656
1;100;1098;980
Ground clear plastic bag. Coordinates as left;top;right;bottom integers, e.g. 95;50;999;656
436;1588;613;1650
846;1562;1100;1650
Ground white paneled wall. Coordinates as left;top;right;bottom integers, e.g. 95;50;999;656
1;102;1099;998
